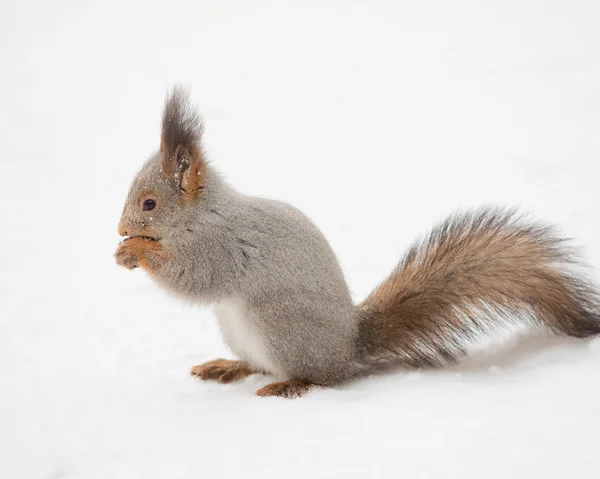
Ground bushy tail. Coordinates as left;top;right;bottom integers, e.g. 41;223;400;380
357;207;600;369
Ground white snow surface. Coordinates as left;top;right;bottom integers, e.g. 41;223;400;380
2;1;600;478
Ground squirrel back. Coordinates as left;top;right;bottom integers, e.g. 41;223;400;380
115;87;600;397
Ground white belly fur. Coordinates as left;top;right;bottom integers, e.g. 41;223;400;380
214;299;277;374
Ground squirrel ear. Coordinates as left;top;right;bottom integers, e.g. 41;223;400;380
160;86;206;198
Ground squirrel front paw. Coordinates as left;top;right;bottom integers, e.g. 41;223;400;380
114;237;169;271
115;239;142;269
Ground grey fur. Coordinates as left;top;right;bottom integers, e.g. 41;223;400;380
120;154;360;383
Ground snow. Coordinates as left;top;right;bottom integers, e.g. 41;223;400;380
2;1;600;478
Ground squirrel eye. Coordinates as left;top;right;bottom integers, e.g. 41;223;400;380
143;199;156;211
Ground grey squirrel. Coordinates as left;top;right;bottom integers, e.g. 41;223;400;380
115;87;600;398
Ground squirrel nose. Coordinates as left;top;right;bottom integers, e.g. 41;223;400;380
118;223;128;237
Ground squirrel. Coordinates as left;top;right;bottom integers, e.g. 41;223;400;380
115;87;600;398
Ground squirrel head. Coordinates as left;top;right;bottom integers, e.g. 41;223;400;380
118;87;207;241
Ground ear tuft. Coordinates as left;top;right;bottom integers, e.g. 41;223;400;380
161;86;206;198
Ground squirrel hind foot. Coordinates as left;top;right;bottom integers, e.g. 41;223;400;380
256;379;321;399
190;359;255;383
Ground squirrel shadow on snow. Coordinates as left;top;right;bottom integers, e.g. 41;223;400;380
340;335;598;398
451;334;598;373
115;86;600;398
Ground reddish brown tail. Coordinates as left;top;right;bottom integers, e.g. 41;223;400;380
357;208;600;369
